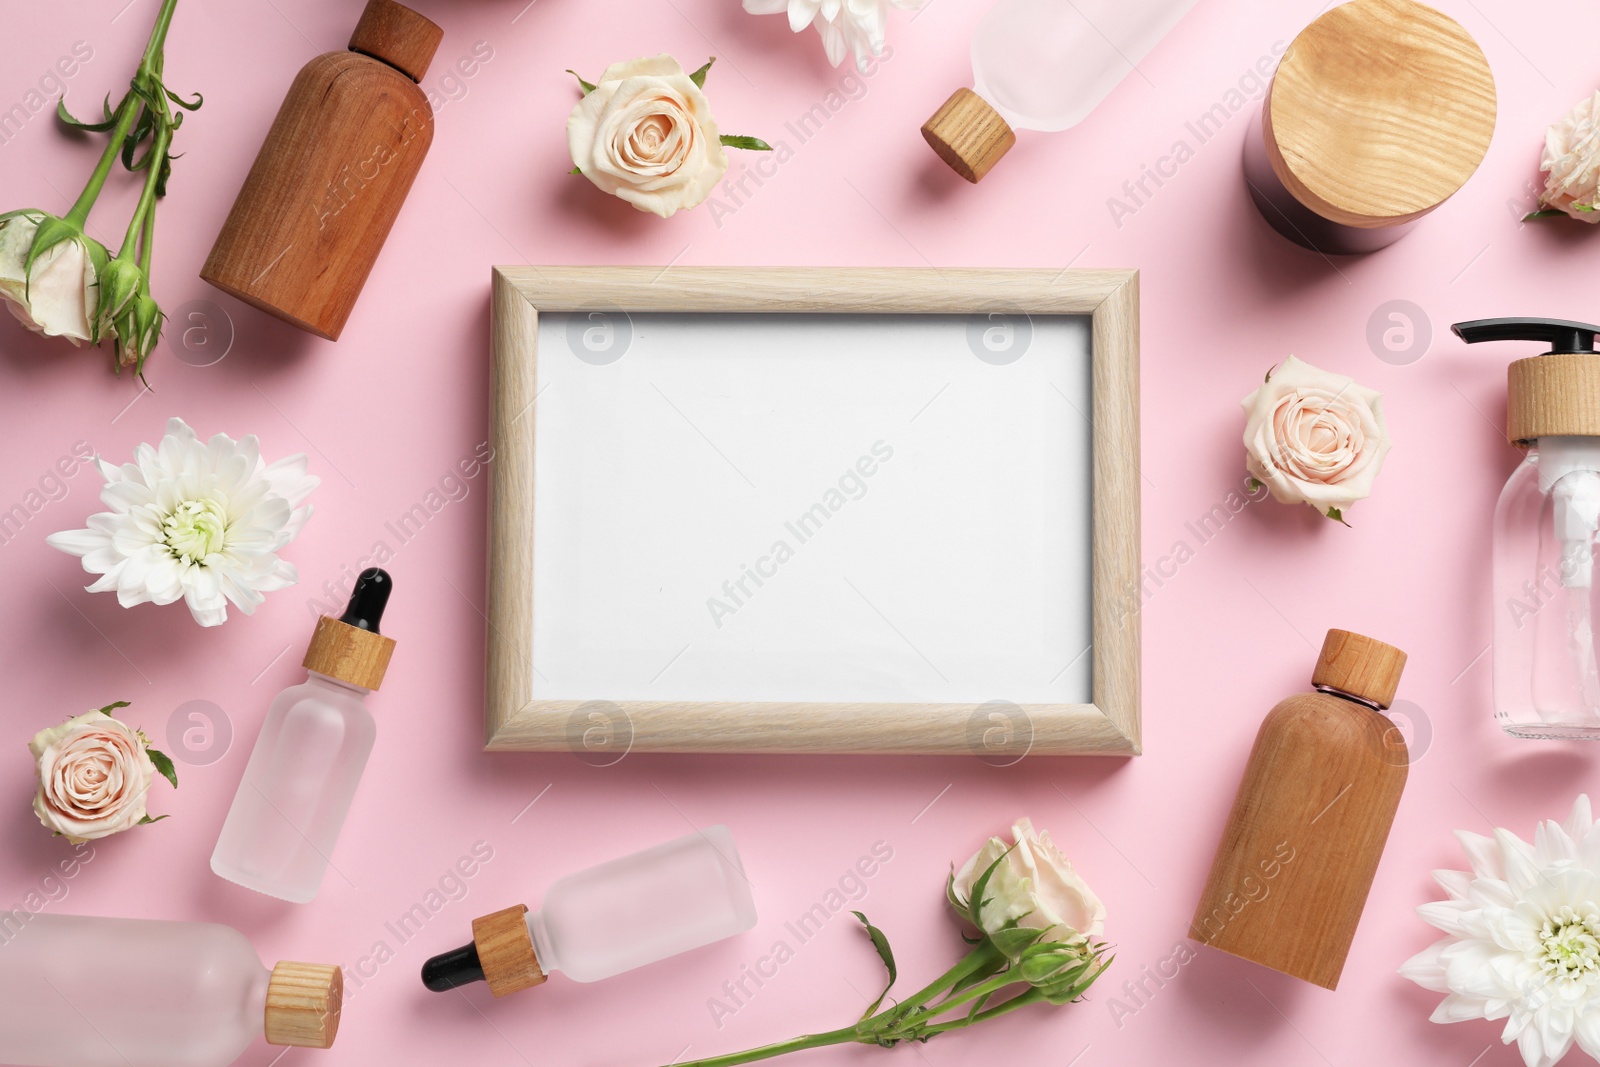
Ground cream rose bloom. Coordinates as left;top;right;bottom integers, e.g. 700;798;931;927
949;817;1104;951
1539;91;1600;222
0;213;101;344
30;710;158;843
567;55;729;218
1241;355;1390;519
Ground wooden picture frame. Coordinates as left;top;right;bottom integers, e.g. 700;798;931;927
486;267;1140;757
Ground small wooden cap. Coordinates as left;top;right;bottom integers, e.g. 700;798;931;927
922;88;1016;184
1312;629;1407;709
1507;355;1600;445
302;616;395;691
264;962;343;1049
473;904;546;997
349;0;443;83
1264;0;1495;228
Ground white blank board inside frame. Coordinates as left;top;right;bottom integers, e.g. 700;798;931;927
531;312;1094;707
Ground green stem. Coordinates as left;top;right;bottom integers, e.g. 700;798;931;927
881;941;1001;1024
670;1024;866;1067
138;0;180;77
137;193;155;275
921;987;1047;1036
117;123;169;257
908;967;1023;1022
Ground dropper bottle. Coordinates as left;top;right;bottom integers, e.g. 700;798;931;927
211;569;397;901
1454;318;1600;736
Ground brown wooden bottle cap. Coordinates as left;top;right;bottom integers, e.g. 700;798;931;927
302;615;395;691
349;0;443;83
472;904;546;998
1263;0;1495;229
1506;355;1600;444
1312;629;1407;709
922;88;1016;184
264;961;343;1048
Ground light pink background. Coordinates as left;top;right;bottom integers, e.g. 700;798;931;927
0;0;1593;1064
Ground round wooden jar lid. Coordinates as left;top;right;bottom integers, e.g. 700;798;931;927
1264;0;1496;229
1312;629;1407;709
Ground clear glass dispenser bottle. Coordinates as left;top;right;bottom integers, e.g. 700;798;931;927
421;826;758;996
1455;318;1600;738
0;913;341;1067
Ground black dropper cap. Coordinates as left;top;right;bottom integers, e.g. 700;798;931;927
339;568;392;633
1452;317;1600;355
421;941;485;991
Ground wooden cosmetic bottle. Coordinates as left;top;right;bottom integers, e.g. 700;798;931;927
201;0;442;340
1191;629;1408;989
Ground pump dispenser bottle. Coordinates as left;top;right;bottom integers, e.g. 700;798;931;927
421;826;757;996
1454;317;1600;738
920;0;1198;182
0;913;341;1067
1192;629;1408;989
212;569;396;902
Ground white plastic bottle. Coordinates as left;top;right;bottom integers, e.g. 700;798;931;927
922;0;1198;181
421;826;758;996
211;569;396;902
0;913;342;1067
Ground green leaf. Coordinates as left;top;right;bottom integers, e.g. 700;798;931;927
1523;208;1566;220
566;70;597;94
987;924;1044;958
136;814;169;826
56;94;121;132
1324;506;1351;527
1245;476;1263;492
165;87;203;111
719;134;772;151
852;912;897;1019
96;701;132;716
146;747;179;789
690;58;715;88
965;845;1015;930
569;166;582;175
1263;364;1275;383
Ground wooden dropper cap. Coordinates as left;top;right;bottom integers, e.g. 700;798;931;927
472;904;547;997
1263;0;1495;228
349;0;443;83
264;962;343;1048
922;88;1016;183
303;569;396;691
1311;630;1407;709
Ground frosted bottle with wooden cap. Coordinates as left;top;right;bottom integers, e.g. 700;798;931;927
920;0;1197;182
0;913;341;1067
1453;318;1600;738
1191;629;1408;989
211;569;397;902
200;0;441;340
1243;0;1495;253
419;826;758;996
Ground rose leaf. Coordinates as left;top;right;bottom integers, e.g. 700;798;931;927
851;911;897;1019
146;747;179;789
566;70;597;95
690;58;716;89
1245;476;1263;492
569;166;582;175
96;700;132;716
1523;209;1565;220
137;814;169;825
1324;506;1351;527
720;135;773;151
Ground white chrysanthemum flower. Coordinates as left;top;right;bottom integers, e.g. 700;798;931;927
744;0;926;72
1401;795;1600;1067
47;418;317;627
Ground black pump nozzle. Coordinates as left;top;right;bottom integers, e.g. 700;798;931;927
339;568;392;633
1451;317;1600;355
421;941;486;991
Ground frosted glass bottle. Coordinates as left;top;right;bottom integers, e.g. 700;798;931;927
212;569;396;902
922;0;1198;181
0;913;342;1067
422;826;758;996
1454;319;1600;739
